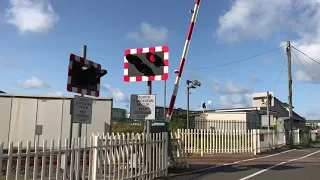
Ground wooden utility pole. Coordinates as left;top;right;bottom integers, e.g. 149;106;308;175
286;41;294;148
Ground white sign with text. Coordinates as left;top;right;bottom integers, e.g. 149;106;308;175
130;94;156;120
72;95;93;124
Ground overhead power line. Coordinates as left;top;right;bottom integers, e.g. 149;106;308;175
273;57;286;93
292;48;317;80
291;46;320;65
186;45;285;70
292;49;307;71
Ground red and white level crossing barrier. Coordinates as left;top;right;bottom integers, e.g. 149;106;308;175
166;0;201;122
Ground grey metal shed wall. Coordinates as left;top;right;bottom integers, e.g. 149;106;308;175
0;94;112;148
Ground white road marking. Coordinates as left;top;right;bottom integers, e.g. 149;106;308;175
296;149;311;152
171;149;296;176
239;149;320;180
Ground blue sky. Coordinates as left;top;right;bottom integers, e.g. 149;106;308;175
1;0;320;119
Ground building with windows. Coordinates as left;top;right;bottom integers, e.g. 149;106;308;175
193;93;305;131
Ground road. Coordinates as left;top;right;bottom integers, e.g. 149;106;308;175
169;145;320;180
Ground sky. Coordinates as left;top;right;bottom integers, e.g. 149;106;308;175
1;0;320;120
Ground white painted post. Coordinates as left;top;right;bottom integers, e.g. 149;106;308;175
253;129;257;155
0;142;2;180
164;132;168;177
257;129;261;154
91;136;99;180
6;142;13;180
200;129;204;156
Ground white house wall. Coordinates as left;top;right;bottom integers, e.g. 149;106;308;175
196;113;247;121
195;113;247;130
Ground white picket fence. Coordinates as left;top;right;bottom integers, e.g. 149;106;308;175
0;132;168;180
0;129;304;180
172;129;299;156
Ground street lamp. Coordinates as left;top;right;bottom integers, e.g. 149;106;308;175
186;80;201;129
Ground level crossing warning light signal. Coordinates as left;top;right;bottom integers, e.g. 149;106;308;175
123;46;169;82
67;54;107;97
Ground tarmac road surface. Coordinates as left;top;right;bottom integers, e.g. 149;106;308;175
169;145;320;180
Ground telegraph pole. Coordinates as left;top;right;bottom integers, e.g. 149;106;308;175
78;45;87;139
286;41;294;148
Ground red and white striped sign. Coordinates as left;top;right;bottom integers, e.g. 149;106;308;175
67;54;101;97
123;46;169;82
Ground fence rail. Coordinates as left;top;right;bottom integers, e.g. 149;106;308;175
0;128;306;179
172;129;256;155
172;129;299;156
0;132;168;180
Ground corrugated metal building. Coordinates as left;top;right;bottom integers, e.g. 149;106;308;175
0;94;113;147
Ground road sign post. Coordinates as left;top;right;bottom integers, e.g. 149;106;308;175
130;94;156;173
124;46;168;134
66;45;107;179
130;94;156;120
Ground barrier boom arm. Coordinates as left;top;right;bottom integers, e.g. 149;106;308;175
166;0;201;122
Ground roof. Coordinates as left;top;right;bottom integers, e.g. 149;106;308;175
215;107;259;112
0;90;6;94
274;97;305;121
0;93;113;101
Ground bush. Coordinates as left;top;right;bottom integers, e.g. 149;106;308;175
111;123;144;134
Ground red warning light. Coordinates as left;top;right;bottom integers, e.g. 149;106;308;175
145;53;156;63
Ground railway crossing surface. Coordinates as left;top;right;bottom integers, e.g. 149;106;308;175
169;145;320;180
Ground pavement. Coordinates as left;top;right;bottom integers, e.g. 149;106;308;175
168;145;320;180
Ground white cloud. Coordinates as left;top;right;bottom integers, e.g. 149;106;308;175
210;78;253;109
215;0;291;42
213;80;252;94
102;84;128;102
5;0;59;34
47;91;63;96
17;76;49;89
216;0;320;83
220;93;252;109
126;22;168;44
249;75;260;83
302;107;320;120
